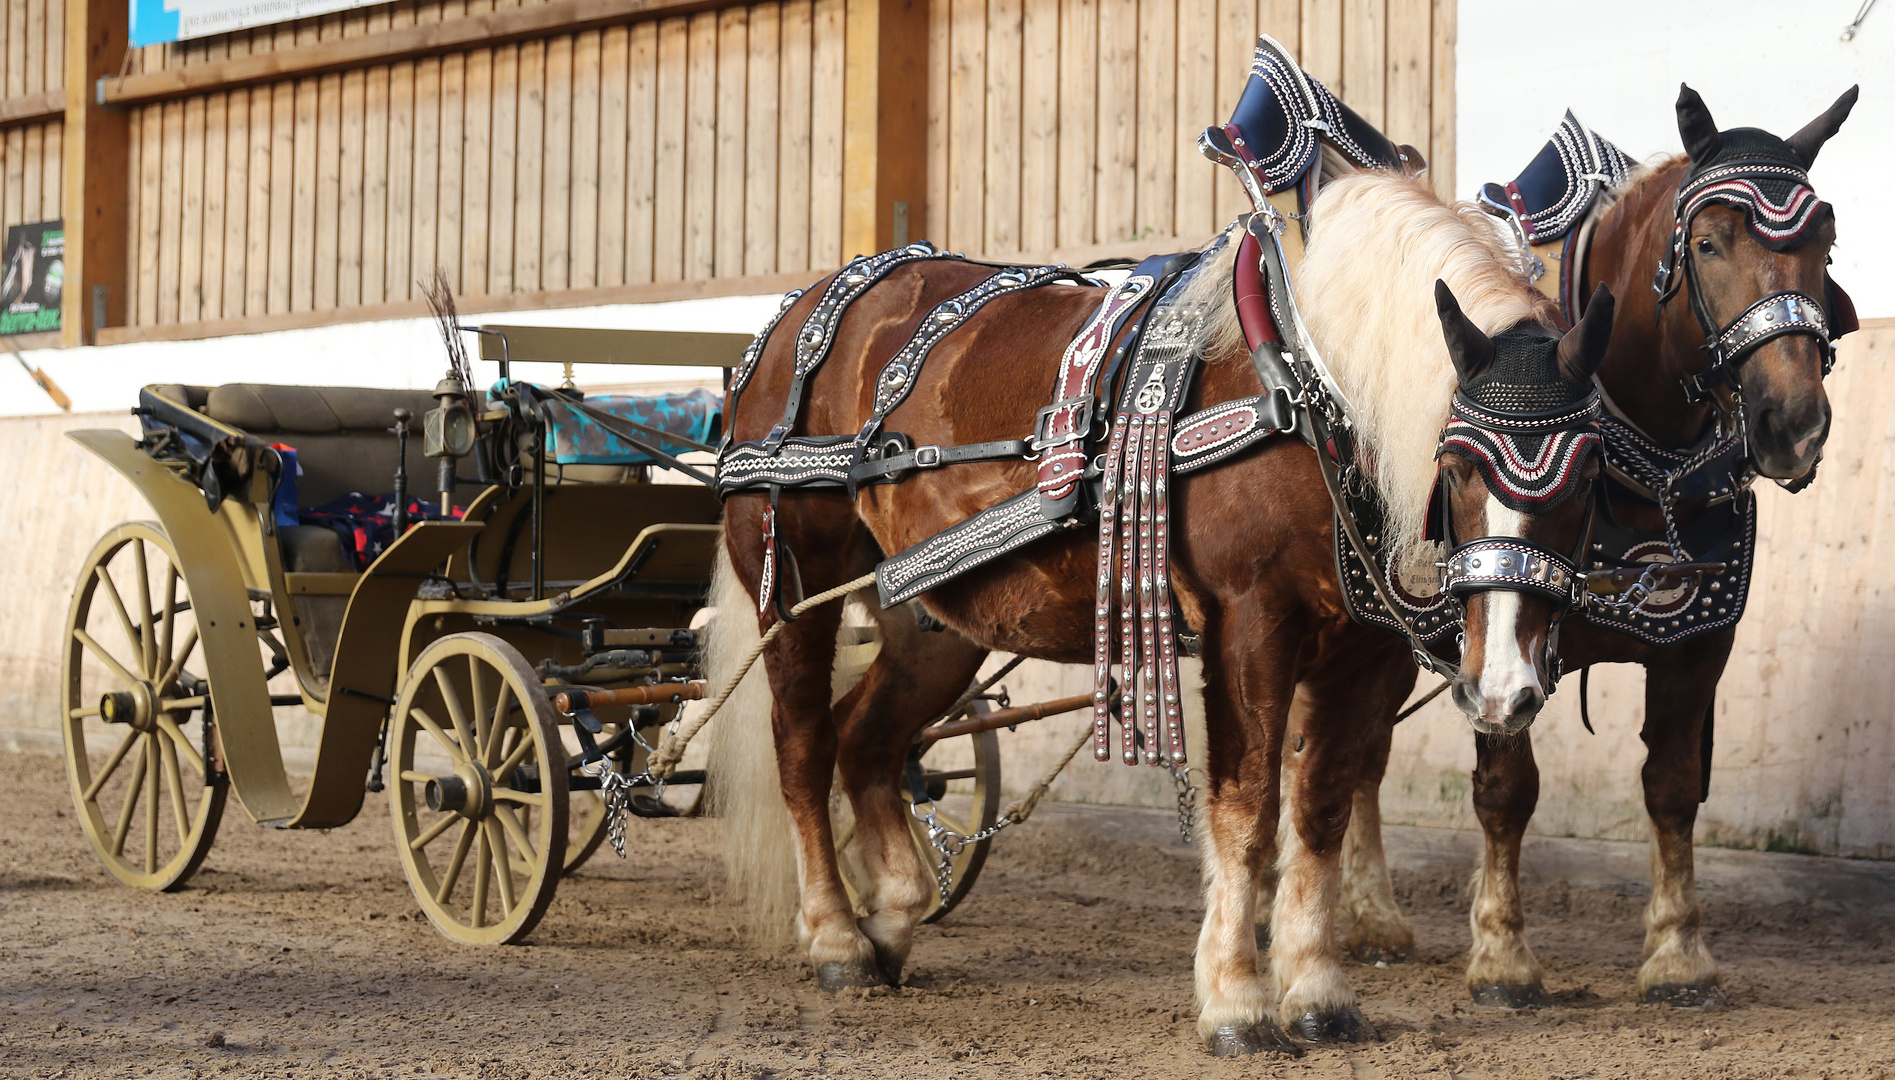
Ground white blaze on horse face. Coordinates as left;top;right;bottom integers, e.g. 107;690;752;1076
1472;497;1542;728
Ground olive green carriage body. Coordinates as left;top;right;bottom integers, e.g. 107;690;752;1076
57;323;1005;944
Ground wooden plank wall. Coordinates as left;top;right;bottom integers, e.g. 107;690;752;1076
925;0;1454;258
119;0;847;328
0;0;63;251
82;0;1456;330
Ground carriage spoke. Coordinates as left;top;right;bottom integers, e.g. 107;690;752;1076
75;629;141;689
408;811;459;851
484;818;517;916
399;770;434;785
93;566;144;673
469;657;490;760
157;566;179;681
156;627;200;694
153;714;207;777
493;804;538;865
482;683;516;765
159;732;190;842
110;737;150;856
491;789;545;807
471;827;491;928
84;727;142;802
133;539;157;678
408;707;464;761
143;732;161;874
158;696;208;713
434;820;477;905
491;730;535;784
69;706;102;719
432;668;479;766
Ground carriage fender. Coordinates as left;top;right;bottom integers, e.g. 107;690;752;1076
65;429;303;827
286;520;484;830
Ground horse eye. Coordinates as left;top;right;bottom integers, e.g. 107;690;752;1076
1696;238;1717;256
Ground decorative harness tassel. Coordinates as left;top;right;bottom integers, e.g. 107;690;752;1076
1093;414;1130;762
1087;253;1213;766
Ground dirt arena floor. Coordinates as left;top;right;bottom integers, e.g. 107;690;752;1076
5;746;1895;1079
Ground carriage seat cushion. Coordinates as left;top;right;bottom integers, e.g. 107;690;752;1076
279;525;359;573
206;384;442;435
204;384;440;509
1475;111;1634;245
539;387;723;466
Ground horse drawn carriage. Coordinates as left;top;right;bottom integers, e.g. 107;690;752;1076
54;321;1009;945
54;27;1861;1054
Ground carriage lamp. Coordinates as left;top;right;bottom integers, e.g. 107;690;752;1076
424;375;477;515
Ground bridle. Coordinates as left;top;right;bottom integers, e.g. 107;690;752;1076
1433;390;1602;694
1650;158;1836;414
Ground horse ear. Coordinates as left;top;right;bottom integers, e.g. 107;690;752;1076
1435;279;1494;384
1558;284;1616;381
1785;85;1859;168
1676;84;1723;165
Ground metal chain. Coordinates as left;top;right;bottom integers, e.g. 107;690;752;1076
1170;764;1202;845
909;801;1018;905
910;722;1096;905
583;713;677;859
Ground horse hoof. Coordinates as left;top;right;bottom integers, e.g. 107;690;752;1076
1471;983;1549;1010
1348;942;1412;965
1287;1007;1375;1043
817;960;885;992
1207;1022;1301;1058
1645;981;1726;1008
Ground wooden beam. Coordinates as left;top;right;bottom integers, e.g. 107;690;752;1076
93;269;824;346
99;0;745;109
89;229;1190;348
0;90;63;129
841;0;929;257
64;0;132;348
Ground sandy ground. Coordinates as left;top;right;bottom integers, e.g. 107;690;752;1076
4;746;1895;1080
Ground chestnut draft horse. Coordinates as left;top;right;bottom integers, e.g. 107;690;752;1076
1336;86;1860;1008
706;172;1617;1054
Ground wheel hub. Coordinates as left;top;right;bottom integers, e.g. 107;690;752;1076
425;760;493;819
100;682;159;732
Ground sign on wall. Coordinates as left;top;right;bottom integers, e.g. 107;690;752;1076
0;222;62;336
131;0;389;48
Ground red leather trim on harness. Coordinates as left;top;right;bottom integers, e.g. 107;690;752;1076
1505;181;1536;242
1233;233;1282;351
1037;276;1156;504
1171;399;1263;459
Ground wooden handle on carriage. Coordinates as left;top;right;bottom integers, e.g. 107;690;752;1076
554;681;707;713
920;693;1094;746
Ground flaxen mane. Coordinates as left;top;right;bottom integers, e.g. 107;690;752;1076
1186;172;1559;559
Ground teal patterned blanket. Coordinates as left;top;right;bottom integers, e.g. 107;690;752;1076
537;387;723;466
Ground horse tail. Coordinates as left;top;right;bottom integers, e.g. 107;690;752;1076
703;540;800;943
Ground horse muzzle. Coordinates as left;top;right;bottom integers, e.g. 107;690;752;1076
1451;675;1545;736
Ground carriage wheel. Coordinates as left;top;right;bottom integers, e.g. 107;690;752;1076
839;700;1003;923
61;523;227;891
390;634;567;945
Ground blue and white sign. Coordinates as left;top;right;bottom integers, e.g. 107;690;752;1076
130;0;388;47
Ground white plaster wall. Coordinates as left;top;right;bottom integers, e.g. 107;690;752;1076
1457;0;1894;318
0;292;785;418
